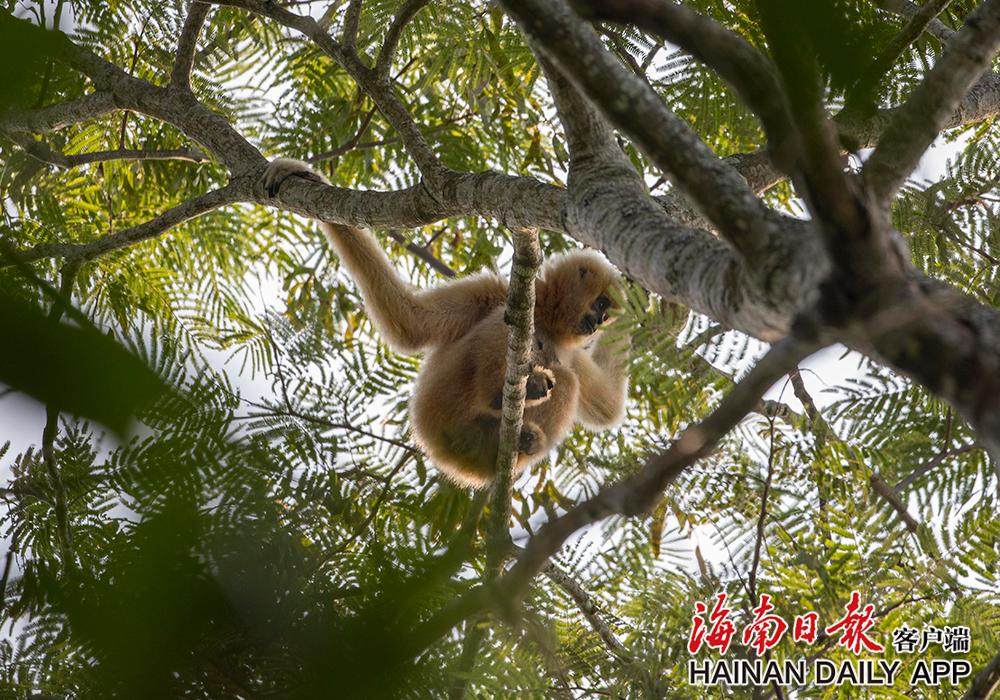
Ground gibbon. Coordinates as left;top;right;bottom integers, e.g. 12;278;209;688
261;158;627;487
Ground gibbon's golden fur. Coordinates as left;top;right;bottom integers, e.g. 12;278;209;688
262;158;627;487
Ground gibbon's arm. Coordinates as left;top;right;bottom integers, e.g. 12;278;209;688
572;330;628;429
262;159;508;353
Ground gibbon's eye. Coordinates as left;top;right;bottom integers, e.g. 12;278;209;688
535;338;544;350
593;295;611;312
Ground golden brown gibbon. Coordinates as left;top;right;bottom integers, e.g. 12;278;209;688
261;158;628;487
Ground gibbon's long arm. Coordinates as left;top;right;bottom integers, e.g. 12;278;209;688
572;331;628;428
263;159;508;353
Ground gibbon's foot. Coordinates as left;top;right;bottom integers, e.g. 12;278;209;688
524;366;556;406
260;158;325;198
489;366;555;411
518;423;545;456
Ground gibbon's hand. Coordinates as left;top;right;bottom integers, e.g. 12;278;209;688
260;158;326;198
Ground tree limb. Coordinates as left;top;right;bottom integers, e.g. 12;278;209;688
5;132;207;167
501;0;778;262
963;648;1000;700
845;0;957;112
0;91;117;133
864;0;1000;202
877;0;957;43
577;0;798;174
3;180;249;267
206;0;446;183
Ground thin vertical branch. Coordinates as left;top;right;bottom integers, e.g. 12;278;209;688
486;227;542;573
449;227;542;699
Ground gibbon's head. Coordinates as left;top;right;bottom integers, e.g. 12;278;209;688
535;249;621;351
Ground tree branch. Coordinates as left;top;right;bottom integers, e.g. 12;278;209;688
877;0;957;43
0;13;263;172
577;0;798;174
206;0;445;183
963;648;1000;700
864;0;1000;202
0;91;117;133
846;0;957;112
501;0;777;262
171;1;212;89
487;226;542;573
3;180;249;267
406;336;820;658
5;132;207;167
375;0;429;78
540;561;632;663
341;0;363;52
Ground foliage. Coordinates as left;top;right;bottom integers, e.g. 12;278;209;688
0;1;998;698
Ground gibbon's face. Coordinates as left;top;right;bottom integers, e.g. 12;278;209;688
535;249;621;351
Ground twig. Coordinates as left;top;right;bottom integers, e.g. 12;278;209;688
790;367;920;532
894;442;981;492
748;417;777;601
876;0;957;43
40;262;81;563
540;561;632;662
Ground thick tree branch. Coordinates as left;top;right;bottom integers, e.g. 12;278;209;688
341;0;363;52
0;91;117;133
171;1;212;89
0;14;263;171
577;0;798;173
864;0;1000;202
502;0;779;262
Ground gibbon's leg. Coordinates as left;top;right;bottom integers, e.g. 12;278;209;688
260;158;509;352
573;330;628;429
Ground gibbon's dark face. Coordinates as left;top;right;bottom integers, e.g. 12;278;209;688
578;292;613;336
535;249;621;349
